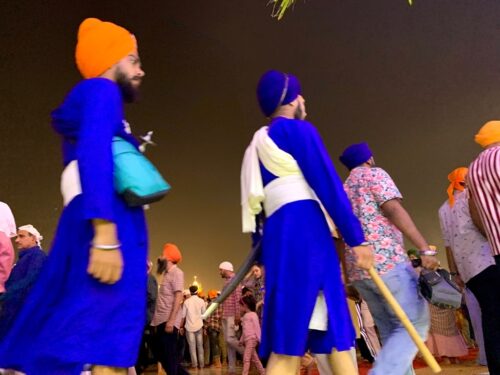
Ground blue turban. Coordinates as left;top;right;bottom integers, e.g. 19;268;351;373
257;70;301;117
339;142;373;170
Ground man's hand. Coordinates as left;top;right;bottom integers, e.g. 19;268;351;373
421;255;439;270
165;321;175;333
87;248;123;284
352;244;374;270
88;219;123;284
179;327;185;336
452;274;465;290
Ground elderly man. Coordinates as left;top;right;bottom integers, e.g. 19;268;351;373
466;120;500;374
339;142;438;375
219;261;244;374
0;18;149;375
0;225;46;337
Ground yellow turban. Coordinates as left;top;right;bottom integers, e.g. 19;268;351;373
447;167;467;206
475;121;500;148
75;18;136;79
163;243;182;264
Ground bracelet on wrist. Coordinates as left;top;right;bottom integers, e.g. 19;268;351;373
92;242;121;250
419;249;437;256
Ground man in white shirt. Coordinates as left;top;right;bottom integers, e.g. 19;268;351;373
182;285;206;369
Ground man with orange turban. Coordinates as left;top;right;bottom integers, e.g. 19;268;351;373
151;243;190;375
438;167;495;369
0;18;149;375
466;121;500;374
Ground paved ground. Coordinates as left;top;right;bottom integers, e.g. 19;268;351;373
142;360;489;374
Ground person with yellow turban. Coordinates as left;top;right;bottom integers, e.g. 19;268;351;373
445;167;467;207
461;121;500;374
151;243;190;375
0;18;150;375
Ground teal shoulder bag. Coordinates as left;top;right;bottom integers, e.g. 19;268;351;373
112;136;170;207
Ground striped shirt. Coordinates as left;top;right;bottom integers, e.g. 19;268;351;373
221;275;242;318
151;265;184;328
468;146;500;256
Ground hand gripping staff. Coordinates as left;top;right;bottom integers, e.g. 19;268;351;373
367;267;441;373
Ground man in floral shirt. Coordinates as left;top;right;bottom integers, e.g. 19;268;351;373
340;142;438;375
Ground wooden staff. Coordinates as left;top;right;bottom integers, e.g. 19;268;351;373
367;267;441;373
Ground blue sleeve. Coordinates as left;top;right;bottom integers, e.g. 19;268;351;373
77;80;123;222
284;121;365;247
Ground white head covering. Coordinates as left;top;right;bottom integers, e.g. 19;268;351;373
18;224;43;247
0;202;17;238
219;261;234;272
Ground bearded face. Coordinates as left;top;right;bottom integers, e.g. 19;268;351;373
115;66;142;103
294;95;307;120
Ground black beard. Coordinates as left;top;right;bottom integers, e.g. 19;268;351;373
294;105;305;120
115;70;140;103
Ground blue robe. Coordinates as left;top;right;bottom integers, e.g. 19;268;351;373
0;78;148;373
257;117;365;357
0;246;47;336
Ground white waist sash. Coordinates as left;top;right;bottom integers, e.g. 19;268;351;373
263;174;335;233
60;160;82;207
263;175;316;217
263;174;330;331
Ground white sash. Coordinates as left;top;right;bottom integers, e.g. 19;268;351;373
60;160;82;207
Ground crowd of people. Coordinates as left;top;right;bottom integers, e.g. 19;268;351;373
0;15;499;375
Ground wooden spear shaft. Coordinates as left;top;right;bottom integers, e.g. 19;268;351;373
367;267;441;373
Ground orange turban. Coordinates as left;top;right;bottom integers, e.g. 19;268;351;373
447;167;467;206
163;243;182;264
475;121;500;148
75;18;136;79
208;289;218;299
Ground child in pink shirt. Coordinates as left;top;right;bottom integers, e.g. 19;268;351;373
239;295;265;375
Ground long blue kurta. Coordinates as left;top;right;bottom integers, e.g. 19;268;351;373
257;117;365;357
0;78;148;373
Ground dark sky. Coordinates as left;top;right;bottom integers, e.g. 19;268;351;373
2;0;500;290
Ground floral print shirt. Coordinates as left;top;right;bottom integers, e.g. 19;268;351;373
344;167;409;281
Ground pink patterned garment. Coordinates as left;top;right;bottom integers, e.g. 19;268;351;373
344;166;409;281
0;232;14;293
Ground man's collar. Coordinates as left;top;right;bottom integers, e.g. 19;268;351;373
167;264;178;273
19;245;41;256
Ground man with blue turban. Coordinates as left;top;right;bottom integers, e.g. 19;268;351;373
240;70;373;374
339;142;438;375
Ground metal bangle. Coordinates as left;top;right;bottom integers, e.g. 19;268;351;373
92;243;121;250
419;249;437;256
